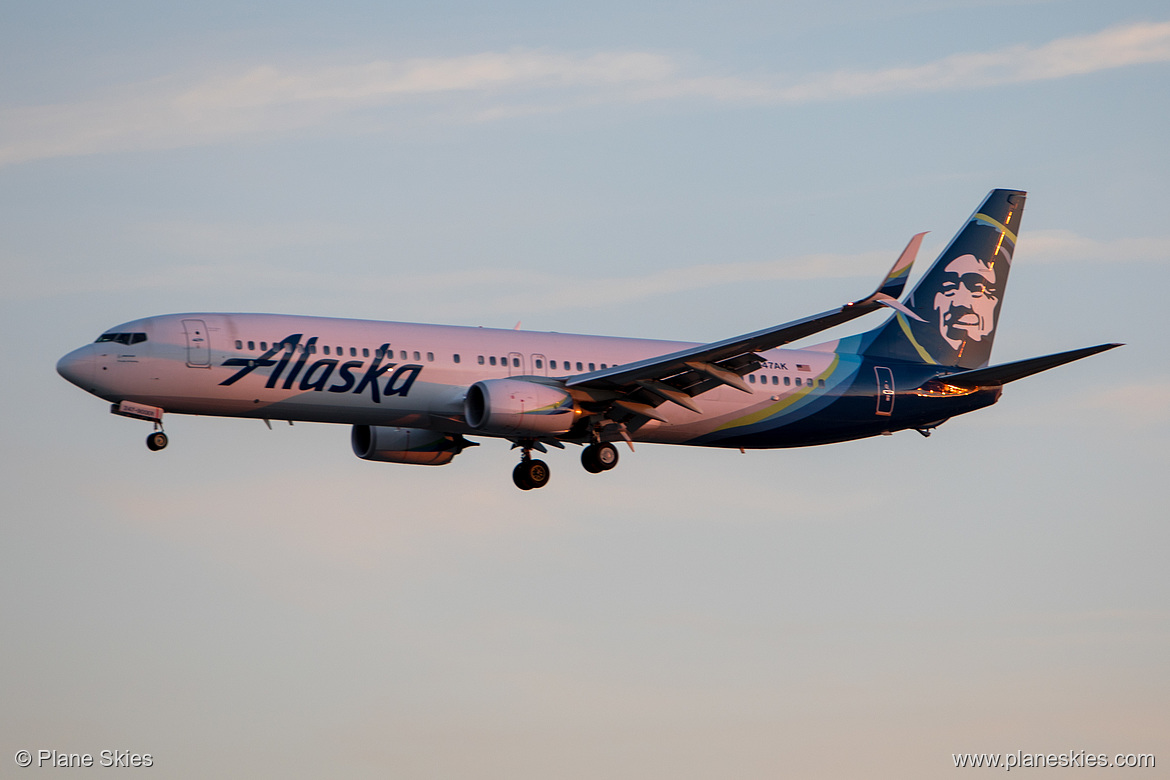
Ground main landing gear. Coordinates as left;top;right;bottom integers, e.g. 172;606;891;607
510;439;620;491
581;442;619;473
513;454;551;491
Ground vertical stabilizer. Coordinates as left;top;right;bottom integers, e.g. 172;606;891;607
861;189;1025;369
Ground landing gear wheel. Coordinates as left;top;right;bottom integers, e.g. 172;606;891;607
146;431;169;451
581;442;619;473
512;462;534;490
512;458;550;490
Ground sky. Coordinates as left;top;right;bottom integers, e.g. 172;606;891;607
2;1;1168;777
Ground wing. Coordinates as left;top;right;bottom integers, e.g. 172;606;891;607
561;233;927;434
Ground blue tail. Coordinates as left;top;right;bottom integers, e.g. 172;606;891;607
858;189;1025;369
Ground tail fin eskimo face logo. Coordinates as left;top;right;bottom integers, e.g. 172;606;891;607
933;252;1001;353
903;220;1013;368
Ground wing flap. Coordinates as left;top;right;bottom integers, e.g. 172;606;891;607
635;379;703;413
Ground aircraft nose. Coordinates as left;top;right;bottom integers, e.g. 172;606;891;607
57;345;95;390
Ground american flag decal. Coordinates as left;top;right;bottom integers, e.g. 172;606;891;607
796;364;811;372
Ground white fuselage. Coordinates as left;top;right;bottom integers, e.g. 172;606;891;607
57;312;849;446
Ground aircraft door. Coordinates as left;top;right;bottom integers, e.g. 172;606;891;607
182;319;211;368
507;352;524;376
875;366;894;416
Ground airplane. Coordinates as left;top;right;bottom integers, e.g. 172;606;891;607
57;189;1120;490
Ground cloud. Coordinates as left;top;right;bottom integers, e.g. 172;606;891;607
768;20;1170;102
8;219;1169;319
2;22;1169;166
1022;230;1170;265
984;379;1170;430
173;51;677;112
0;51;681;167
1;237;889;312
1077;380;1170;424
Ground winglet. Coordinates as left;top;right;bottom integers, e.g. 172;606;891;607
870;232;926;302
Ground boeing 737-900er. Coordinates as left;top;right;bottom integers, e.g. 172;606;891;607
58;189;1120;490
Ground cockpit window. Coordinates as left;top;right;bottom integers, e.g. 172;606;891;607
96;332;147;345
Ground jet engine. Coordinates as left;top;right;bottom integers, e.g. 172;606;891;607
464;378;578;436
351;425;471;466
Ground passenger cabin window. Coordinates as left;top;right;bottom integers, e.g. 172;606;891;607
490;356;497;366
453;354;461;364
426;352;433;362
235;340;243;350
363;348;370;358
478;355;485;365
414;351;421;361
323;346;330;355
512;357;519;368
535;359;543;369
550;360;557;370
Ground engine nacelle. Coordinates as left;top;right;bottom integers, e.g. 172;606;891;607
351;425;465;466
464;378;578;436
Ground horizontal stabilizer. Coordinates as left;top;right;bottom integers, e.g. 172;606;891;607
938;343;1123;388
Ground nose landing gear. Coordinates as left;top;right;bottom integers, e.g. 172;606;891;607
146;430;169;451
111;401;169;452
